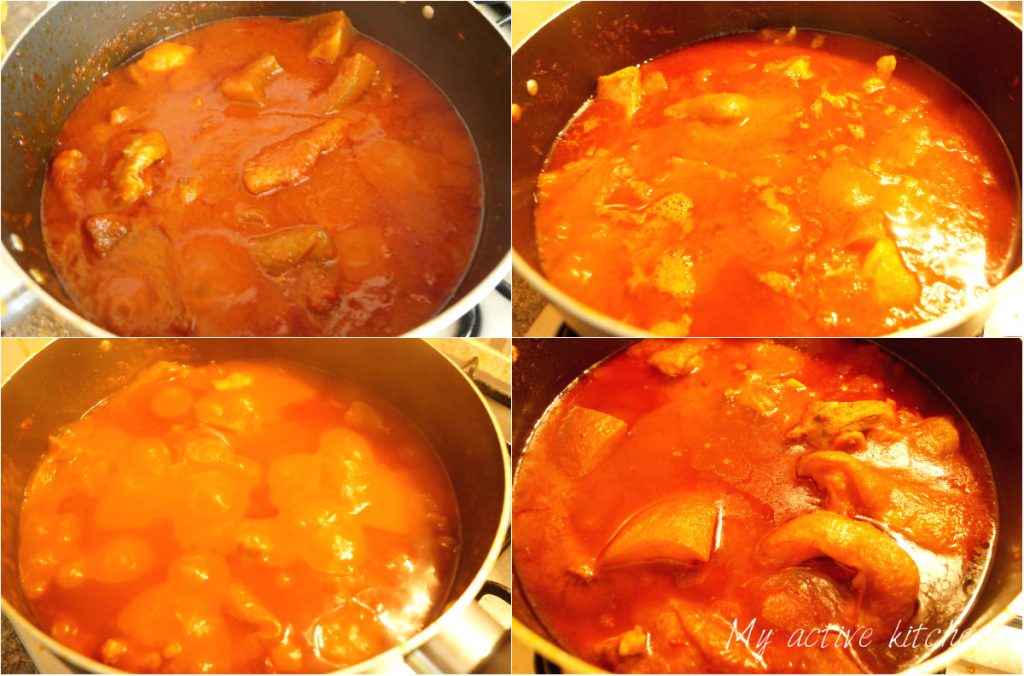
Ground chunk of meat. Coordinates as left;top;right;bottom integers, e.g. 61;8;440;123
127;41;195;82
759;26;798;44
109;106;131;125
756;569;846;633
249;226;335;276
764;56;813;80
317;53;378;113
616;625;650;657
786;400;898;450
876;55;896;79
649;251;696;299
113;131;169;203
243;118;348;195
751;185;801;248
642;71;668;96
647;192;694;232
863;237;920;307
818;162;878;212
845;211;889;248
909;416;960;457
50;149;86;215
220;53;283;106
666;93;753;123
600;496;718;569
797;450;970;553
597;66;642;120
556;406;627;476
87;536;154;584
308;603;389;666
670;600;768;673
864;53;897;92
755;511;919;631
647;340;715;377
297;11;355;64
84;214;131;256
224;583;282;639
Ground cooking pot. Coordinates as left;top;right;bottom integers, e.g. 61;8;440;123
0;0;510;337
510;337;1022;673
1;338;510;673
512;1;1022;337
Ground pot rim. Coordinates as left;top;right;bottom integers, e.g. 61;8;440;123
511;0;1022;338
0;0;510;338
0;338;512;674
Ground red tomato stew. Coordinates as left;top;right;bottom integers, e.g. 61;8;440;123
42;12;482;336
513;339;996;673
19;360;459;672
534;29;1019;336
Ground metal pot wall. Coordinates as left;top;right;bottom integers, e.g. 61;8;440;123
1;338;510;673
510;337;1022;673
512;1;1022;337
0;0;511;337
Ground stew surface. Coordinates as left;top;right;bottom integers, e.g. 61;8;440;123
19;359;459;672
513;339;996;673
42;13;482;336
534;30;1019;336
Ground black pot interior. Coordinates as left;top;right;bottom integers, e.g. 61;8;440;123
509;337;1023;668
1;1;510;326
512;0;1023;270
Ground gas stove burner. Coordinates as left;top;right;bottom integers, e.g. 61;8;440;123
534;653;564;674
456;305;481;337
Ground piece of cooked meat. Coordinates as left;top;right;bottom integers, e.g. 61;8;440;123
797;450;970;553
297;10;355;64
243;118;348;195
50;148;87;215
127;41;195;82
616;626;650;657
317;53;378;113
909;416;960;457
249;226;335;276
221;53;283;106
863;237;920;307
556;405;627;476
666;93;753;123
85;214;131;256
600;496;718;568
224;583;282;639
113;131;169;203
647;340;716;377
670;600;768;673
755;510;919;632
597;66;642;120
786;399;898;450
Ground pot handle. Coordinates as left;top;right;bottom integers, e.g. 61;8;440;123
404;599;509;674
1;282;41;330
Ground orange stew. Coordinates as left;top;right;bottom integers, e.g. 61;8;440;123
534;30;1019;336
42;13;482;336
19;360;459;673
513;339;996;673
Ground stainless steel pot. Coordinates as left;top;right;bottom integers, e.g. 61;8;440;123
512;1;1022;337
0;1;511;337
510;337;1022;673
1;338;511;673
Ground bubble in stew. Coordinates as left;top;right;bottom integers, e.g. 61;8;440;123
42;12;482;336
534;28;1020;335
512;339;997;673
19;359;459;672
